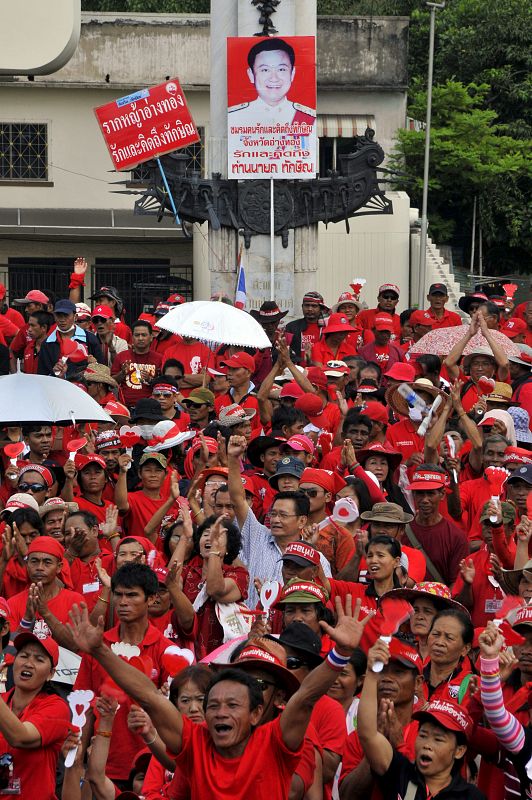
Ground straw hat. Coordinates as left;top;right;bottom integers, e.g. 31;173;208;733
386;378;442;419
83;363;118;389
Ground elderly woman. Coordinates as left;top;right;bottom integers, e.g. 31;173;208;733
422;607;474;703
0;633;70;799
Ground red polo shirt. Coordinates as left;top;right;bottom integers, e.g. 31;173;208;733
424;307;463;329
74;621;173;781
311;338;358;366
386;418;424;463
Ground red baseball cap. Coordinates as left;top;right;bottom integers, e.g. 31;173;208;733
512;606;532;630
220;352;255;372
388;637;423;674
374;313;395;331
501;318;527;338
295;394;324;419
166;293;185;305
280;381;305;399
104;400;130;418
384;363;416;382
153;566;169;583
281;434;315;455
14;632;59;667
410;309;436;328
407;468;447;491
92;304;115;320
75;453;106;470
413;699;473;739
359;401;389;424
13;289;49;305
280;541;320;567
306;367;328;390
241;475;258;497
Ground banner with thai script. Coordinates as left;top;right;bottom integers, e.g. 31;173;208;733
227;36;316;180
94;79;199;171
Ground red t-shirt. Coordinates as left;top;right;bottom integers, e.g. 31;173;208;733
74;622;173;780
311;695;347;800
1;556;30;599
164;338;213;375
3;306;25;329
309;402;342;436
214;392;261;431
22;342;41;374
111;349;163;407
69;551;115;611
124;490;179;538
153;333;181;355
114;320;132;343
340;722;418;796
170;715;302;800
358;341;405;370
311;338;358;366
300;322;321;352
386;418;424;463
0;690;71;799
356;308;402;340
458;476;497;543
452;545;505;627
10;323;32;357
8;587;85;633
405;518;469;587
74;495;121;541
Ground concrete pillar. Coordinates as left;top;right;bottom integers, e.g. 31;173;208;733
204;0;318;318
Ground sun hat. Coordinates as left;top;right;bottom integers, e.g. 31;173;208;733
498;559;532;597
276;578;329;606
276;365;307;384
276;623;324;669
280;434;315;455
220;352;256;372
144;421;195;452
130;399;166;423
39;497;79;518
246;434;285;468
356;442;402;473
384;363;416;383
387;378;442;419
413;699;473;739
512;604;532;630
13;632;59;668
406;468;447;491
462;347;496;373
83;363;118;388
279;541;320;568
381;583;469;615
1;493;39;514
458;292;488;314
138;452;168;469
360;501;413;524
487;382;513;405
507;408;532;444
322;313;356;336
269;456;305;488
222;638;301;697
217;403;256;427
13;289;49;305
508;347;532;369
249;301;288;324
379;284;400;297
182;388;215;407
332;291;363;314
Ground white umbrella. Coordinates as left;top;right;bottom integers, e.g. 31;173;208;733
156;301;272;349
0;372;114;425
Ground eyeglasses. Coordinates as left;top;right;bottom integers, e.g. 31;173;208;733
286;656;308;670
299;487;320;498
269;511;298;520
254;677;276;691
380;293;397;300
18;482;46;493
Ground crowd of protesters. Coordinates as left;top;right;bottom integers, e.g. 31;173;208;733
0;260;530;799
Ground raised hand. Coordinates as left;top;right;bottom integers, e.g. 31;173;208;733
498;648;519;682
95;557;111;589
1;527;14;563
101;504;119;540
320;595;373;656
227;434;247;460
459;557;475;585
127;704;152;736
63;459;77;482
336;391;349;417
13;523;28;558
73;257;88;276
169;470;181;502
516;516;532;543
67;602;105;654
301;523;319;546
366;637;391;672
216;432;228;466
478;620;505;659
118;453;132;473
165;561;183;590
486;499;502;526
208;516;229;556
340;439;357;468
95;693;119;721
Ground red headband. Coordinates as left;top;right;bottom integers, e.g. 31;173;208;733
27;537;65;560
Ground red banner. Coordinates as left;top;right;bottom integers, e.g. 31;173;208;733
94;78;199;171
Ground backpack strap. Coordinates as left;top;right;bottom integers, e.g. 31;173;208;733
404;524;444;584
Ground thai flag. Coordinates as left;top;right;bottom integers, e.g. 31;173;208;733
235;249;246;310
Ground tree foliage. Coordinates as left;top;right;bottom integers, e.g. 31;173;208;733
81;0;209;12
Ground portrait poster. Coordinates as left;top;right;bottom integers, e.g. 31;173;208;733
227;36;317;180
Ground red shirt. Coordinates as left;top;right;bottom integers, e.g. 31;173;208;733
0;690;71;799
153;333;181;355
358;341;405;370
22;342;41;374
1;556;30;599
74;496;121;540
111;349;163;407
3;306;25;329
114;320;132;343
311;338;357;366
149;608;197;651
170;715;302;800
310;402;342;436
386;418;424;463
74;622;173;780
124;490;179;538
452;545;505;627
300;322;321;352
164;337;213;375
181;555;249;660
405;517;469;586
311;695;347;800
458;476;499;543
214;392;261;431
340;722;418;797
424;307;463;329
10;324;31;357
356;308;402;340
69;551;115;610
8;587;85;633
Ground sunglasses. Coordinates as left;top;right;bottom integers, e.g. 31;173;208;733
286;656;309;670
18;482;46;493
254;677;276;691
92;316;108;324
380;293;397;300
299;488;321;498
152;391;174;399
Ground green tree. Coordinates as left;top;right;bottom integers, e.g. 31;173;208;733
391;81;531;272
81;0;209;11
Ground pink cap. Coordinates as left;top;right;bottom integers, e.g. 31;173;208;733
281;434;315;454
280;381;305;399
14;289;48;305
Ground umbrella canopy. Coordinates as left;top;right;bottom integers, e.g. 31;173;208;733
156;301;272;349
409;325;520;358
0;372;114;425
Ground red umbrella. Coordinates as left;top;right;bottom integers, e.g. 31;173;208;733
409;325;520;358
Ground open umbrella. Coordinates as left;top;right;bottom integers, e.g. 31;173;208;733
0;372;114;425
156;300;271;349
409;325;520;358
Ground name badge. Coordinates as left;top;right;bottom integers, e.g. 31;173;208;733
83;581;100;594
485;598;503;614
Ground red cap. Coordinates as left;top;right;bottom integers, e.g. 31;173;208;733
295;394;324;419
513;606;532;629
374;313;394;331
359;401;389;424
241;475;257;497
153;566;169;583
166;293;185;305
220;351;255;372
503;446;532;466
413;699;473;739
388;638;423;673
280;381;305;399
379;284;400;296
0;598;10;619
306;367;328;390
14;632;59;668
280;541;320;566
14;289;49;305
479;417;497;427
410;309;435;328
384;363;416;382
92;304;115;320
104;400;130;418
19;463;54;488
281;434;315;454
300;467;336;494
323;313;356;335
501;318;527;338
407;468;447;491
75;453;106;470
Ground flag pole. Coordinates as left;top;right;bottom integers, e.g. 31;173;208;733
270;178;275;301
156;156;181;226
234;241;244;298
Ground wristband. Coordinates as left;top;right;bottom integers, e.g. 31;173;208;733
95;729;113;738
19;618;34;630
97;595;110;604
143;731;157;745
327;647;350;672
107;533;120;541
68;272;86;289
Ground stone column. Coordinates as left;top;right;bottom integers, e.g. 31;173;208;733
205;0;318;319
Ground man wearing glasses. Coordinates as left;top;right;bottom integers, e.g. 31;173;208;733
356;283;402;340
150;374;190;430
227;435;331;610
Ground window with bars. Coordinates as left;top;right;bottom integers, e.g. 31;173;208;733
318;136;359;177
0;123;48;181
130;127;205;183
